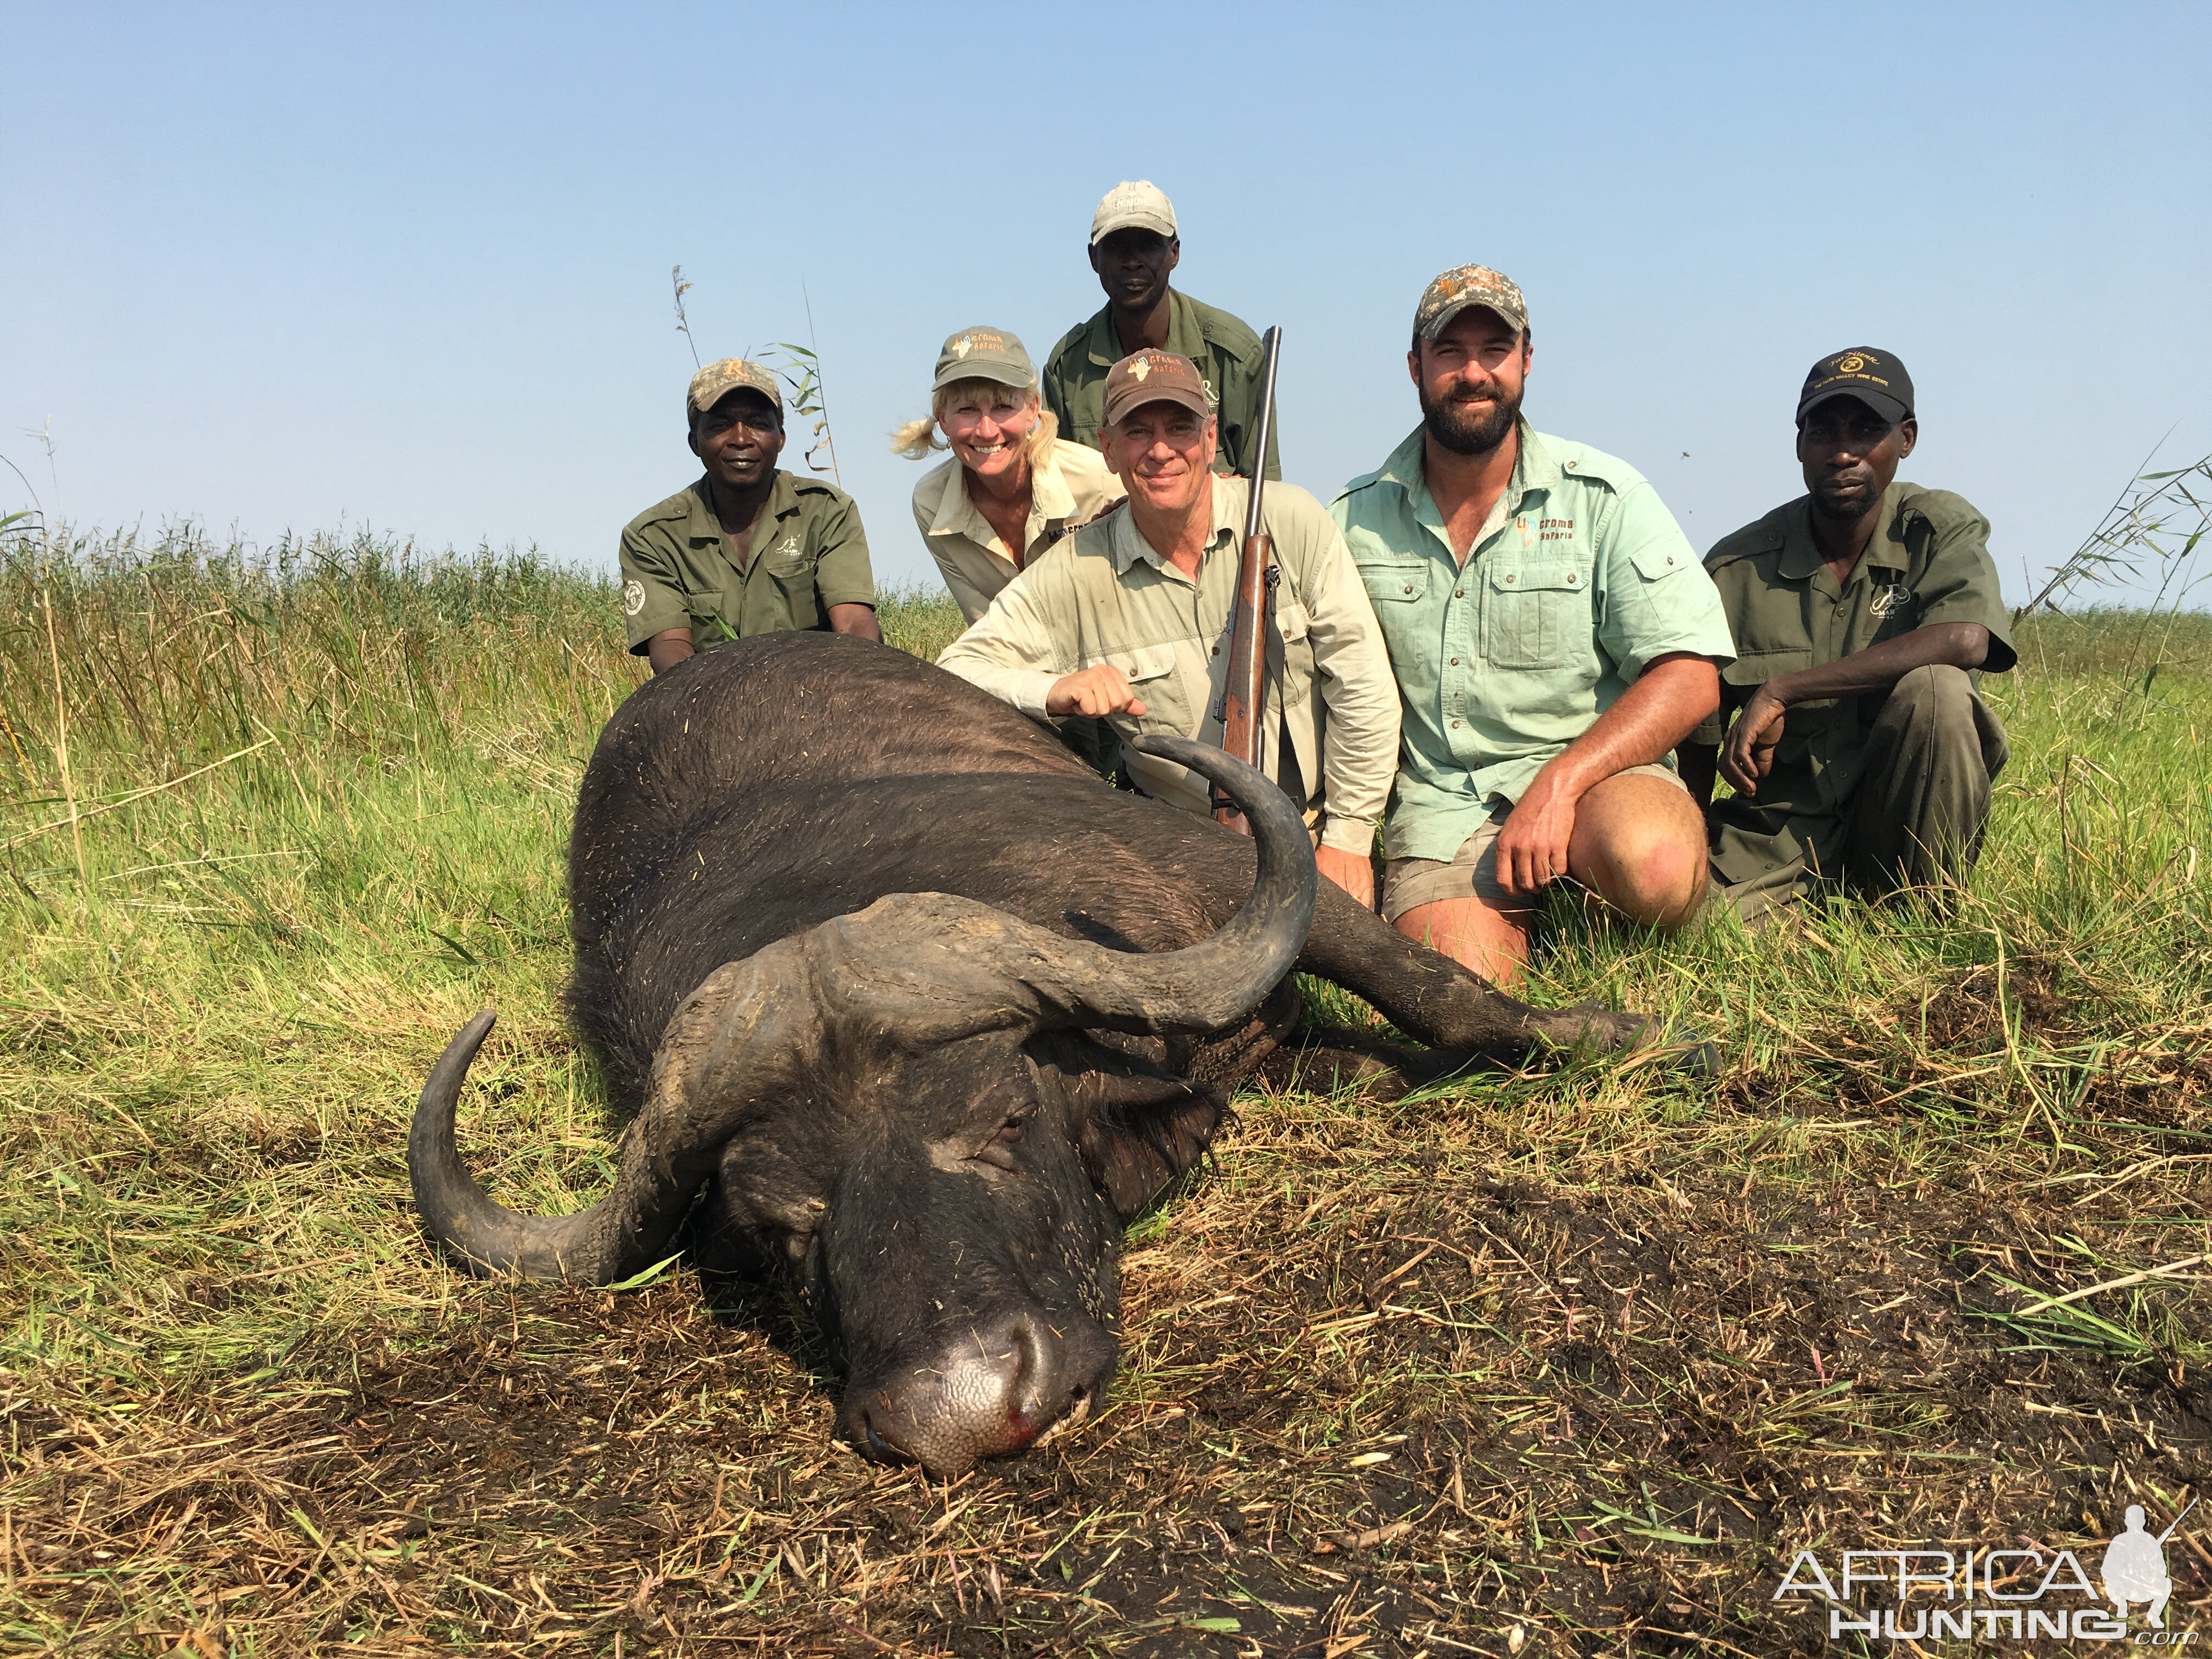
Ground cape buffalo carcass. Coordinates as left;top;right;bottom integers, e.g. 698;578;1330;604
410;631;1666;1474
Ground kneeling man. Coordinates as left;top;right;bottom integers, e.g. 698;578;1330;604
938;350;1398;907
1680;350;2015;917
1333;266;1733;987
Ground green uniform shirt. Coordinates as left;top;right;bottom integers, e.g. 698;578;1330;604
1331;422;1736;863
617;470;876;652
1040;289;1282;481
1697;480;2017;883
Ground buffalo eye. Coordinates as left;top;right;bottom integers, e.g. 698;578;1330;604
971;1114;1026;1175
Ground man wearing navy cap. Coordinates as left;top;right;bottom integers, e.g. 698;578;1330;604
1681;349;2016;918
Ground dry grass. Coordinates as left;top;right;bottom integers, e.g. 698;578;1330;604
3;528;2211;1655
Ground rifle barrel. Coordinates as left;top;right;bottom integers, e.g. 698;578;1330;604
1244;326;1282;535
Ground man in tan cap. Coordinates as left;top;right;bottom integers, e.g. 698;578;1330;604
940;349;1396;906
1330;266;1734;988
1039;182;1279;482
619;358;880;672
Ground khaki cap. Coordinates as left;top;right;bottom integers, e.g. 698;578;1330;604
932;326;1034;393
687;358;782;419
1414;264;1529;341
1102;350;1210;426
1090;179;1177;245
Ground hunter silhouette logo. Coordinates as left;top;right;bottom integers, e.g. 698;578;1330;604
2104;1503;2185;1628
1772;1501;2197;1643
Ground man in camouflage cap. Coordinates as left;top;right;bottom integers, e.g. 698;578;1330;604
940;349;1397;908
1331;264;1735;989
1039;180;1279;482
618;357;879;672
1681;349;2015;917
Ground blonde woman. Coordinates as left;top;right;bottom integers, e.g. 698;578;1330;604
895;326;1124;625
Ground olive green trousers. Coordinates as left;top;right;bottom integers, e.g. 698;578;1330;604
1716;663;2009;922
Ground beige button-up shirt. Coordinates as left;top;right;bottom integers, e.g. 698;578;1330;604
912;440;1126;625
937;477;1400;855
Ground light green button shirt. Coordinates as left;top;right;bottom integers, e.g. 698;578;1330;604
1331;422;1735;862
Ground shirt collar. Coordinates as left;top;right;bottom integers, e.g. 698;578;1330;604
1084;287;1200;368
1104;472;1237;575
926;446;1082;541
686;469;797;541
1381;419;1553;531
1776;481;1910;583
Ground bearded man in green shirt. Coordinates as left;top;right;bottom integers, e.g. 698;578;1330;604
1040;180;1280;482
1332;266;1735;990
1680;350;2015;918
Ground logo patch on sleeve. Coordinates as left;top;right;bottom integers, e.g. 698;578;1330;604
622;579;646;617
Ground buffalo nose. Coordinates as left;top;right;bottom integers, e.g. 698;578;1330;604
849;1310;1113;1475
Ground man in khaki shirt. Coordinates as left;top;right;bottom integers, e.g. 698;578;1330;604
938;351;1398;906
620;358;880;672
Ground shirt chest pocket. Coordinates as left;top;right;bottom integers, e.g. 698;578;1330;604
761;537;814;582
1271;595;1316;707
1481;560;1589;670
1359;563;1429;606
1097;644;1188;733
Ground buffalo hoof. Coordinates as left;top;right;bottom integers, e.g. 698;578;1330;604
845;1310;1116;1476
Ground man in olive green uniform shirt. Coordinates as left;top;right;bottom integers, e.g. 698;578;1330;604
1040;180;1280;482
1682;349;2016;916
620;358;880;672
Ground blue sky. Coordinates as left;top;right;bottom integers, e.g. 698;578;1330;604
5;3;2208;603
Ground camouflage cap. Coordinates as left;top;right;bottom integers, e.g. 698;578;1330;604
1797;347;1914;426
1102;349;1211;426
932;326;1034;393
687;358;782;420
1091;179;1177;245
1414;264;1528;342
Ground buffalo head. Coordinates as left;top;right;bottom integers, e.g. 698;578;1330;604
407;737;1314;1474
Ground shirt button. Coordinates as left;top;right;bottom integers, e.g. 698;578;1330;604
1403;583;1413;594
1565;573;1577;584
1455;588;1464;598
1449;657;1459;666
1452;719;1461;728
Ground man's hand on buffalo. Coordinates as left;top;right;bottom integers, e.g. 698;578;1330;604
1314;843;1376;909
1047;663;1147;719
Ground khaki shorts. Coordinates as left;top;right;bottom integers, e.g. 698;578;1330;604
1380;762;1689;923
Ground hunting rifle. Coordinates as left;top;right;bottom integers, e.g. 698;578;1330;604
1214;324;1283;835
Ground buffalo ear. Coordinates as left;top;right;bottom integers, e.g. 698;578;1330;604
1074;1071;1226;1221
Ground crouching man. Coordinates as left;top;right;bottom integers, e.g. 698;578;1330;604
1680;349;2016;919
937;349;1398;907
1333;265;1735;988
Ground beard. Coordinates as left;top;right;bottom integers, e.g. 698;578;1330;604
1419;379;1522;456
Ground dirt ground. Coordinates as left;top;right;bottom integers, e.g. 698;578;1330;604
13;1003;2212;1656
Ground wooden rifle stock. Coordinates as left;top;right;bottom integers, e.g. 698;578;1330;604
1214;325;1283;835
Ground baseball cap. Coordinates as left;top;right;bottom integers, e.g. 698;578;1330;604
687;358;782;420
1414;264;1529;341
1102;351;1211;426
1091;180;1177;245
932;326;1034;393
1796;348;1914;426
